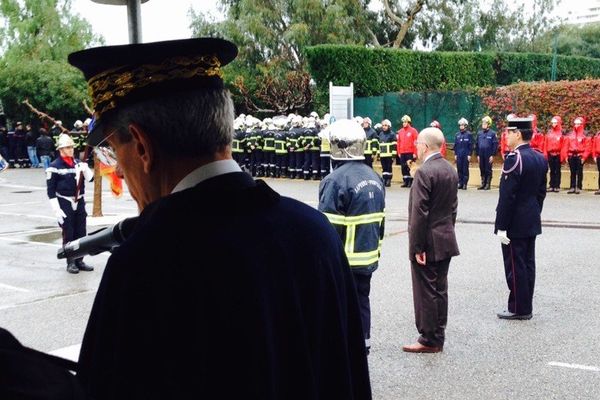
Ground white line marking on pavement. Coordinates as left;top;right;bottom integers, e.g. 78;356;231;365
0;236;60;247
49;344;81;362
0;282;30;292
0;183;46;190
0;201;46;207
549;362;600;372
0;211;55;220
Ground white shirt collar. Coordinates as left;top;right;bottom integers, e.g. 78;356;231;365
171;159;242;194
424;151;441;163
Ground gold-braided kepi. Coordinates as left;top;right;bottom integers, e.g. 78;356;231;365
68;37;238;146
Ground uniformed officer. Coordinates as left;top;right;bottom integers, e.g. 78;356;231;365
362;117;379;168
543;115;565;192
396;115;418;187
231;119;246;169
318;115;332;179
319;119;385;355
378;119;396;187
475;116;498;190
564;116;590;194
273;119;288;178
47;134;94;274
454;117;473;190
495;116;547;320
261;119;276;177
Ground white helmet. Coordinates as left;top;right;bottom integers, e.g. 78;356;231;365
83;118;92;126
363;117;372;126
354;116;364;125
56;134;75;149
328;119;366;161
74;120;83;129
458;117;468;126
291;115;303;127
310;111;319;119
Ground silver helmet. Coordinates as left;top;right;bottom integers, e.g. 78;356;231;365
327;119;366;161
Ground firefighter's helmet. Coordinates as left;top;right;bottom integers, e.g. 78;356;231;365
328;119;366;161
56;134;75;149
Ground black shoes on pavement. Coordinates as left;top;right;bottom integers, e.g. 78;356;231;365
497;310;532;320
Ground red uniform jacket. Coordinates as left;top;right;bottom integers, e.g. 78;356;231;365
563;123;590;162
544;117;565;162
396;126;418;155
530;131;544;153
591;133;600;159
500;130;510;158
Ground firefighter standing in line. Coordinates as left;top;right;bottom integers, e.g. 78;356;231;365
47;134;94;274
543;115;565;192
396;115;418;187
529;114;544;153
564;116;590;194
592;130;600;195
318;119;385;356
262;118;276;178
429;120;447;158
232;119;246;169
454;118;473;190
378;119;396;187
319;115;332;179
475;116;498;190
362;117;379;168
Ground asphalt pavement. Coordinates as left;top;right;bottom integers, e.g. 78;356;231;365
0;168;599;399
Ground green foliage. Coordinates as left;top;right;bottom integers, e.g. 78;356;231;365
532;23;600;59
0;0;101;126
480;80;600;133
306;45;600;99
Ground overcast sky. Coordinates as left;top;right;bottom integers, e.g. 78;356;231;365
72;0;596;46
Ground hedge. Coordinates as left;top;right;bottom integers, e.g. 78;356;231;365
305;45;600;97
480;79;600;133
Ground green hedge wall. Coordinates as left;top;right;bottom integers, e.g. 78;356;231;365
305;45;600;97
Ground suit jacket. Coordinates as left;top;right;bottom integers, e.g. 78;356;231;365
495;143;548;238
77;172;371;400
408;153;460;262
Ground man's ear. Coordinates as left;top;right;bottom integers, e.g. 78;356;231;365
129;124;154;174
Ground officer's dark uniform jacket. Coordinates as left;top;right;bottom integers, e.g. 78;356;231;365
475;129;498;157
495;143;547;238
363;127;379;156
318;162;385;274
77;172;372;400
377;130;396;158
46;157;88;203
454;130;473;156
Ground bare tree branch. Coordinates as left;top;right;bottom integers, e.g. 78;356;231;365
383;0;426;48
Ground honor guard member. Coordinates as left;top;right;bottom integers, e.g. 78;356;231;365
273;119;288;178
231;119;246;169
362;117;379;168
67;37;370;399
564;117;590;194
246;116;264;177
378;119;396;187
396;115;418;187
262;119;276;177
47;134;94;274
318;116;332;179
475;116;498;190
14;122;29;168
495;116;547;320
294;117;306;179
529;114;544;153
301;118;320;180
319;119;385;355
429;120;447;157
543;116;565;192
454;118;473;190
288;115;304;179
592;130;600;195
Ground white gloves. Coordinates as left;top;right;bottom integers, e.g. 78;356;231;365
496;230;510;245
75;162;94;182
50;198;66;225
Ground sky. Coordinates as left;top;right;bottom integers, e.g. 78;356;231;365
72;0;599;46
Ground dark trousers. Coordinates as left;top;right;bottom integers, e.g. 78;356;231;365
380;157;393;181
478;153;493;183
597;158;600;189
364;154;373;168
353;272;372;344
59;198;87;265
400;153;414;184
263;151;275;175
548;154;562;189
232;152;245;168
320;154;331;178
287;152;297;176
275;153;287;177
250;150;263;176
295;152;305;177
502;237;536;315
410;258;450;348
456;155;469;187
568;156;583;189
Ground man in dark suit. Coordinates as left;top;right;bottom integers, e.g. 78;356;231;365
403;127;460;353
63;38;371;399
495;117;548;320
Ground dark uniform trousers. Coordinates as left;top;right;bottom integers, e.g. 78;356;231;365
380;157;393;181
568;155;583;189
353;273;372;342
411;258;450;348
59;197;87;255
502;237;536;315
363;154;373;168
456;155;469;187
399;153;414;185
597;158;600;188
478;154;493;184
320;154;331;178
548;154;562;189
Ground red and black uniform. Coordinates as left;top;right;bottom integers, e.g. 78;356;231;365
562;118;590;193
543;116;565;191
591;132;600;194
396;125;417;187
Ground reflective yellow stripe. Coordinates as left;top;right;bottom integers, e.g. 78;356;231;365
323;212;385;226
347;249;381;266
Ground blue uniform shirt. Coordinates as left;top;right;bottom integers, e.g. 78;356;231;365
475;129;498;157
454;130;473;157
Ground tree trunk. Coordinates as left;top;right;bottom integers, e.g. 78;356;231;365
92;154;103;217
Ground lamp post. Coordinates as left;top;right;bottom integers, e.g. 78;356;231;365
91;0;150;44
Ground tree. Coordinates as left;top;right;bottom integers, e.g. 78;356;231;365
0;0;102;125
531;22;600;59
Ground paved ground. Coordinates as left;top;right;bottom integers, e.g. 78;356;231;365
1;168;599;399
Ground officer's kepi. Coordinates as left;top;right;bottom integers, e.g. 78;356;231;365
506;117;533;131
68;38;238;146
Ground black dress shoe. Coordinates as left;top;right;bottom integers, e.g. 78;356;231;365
75;260;94;271
497;310;532;320
66;263;79;274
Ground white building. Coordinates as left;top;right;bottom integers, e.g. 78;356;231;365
560;0;600;25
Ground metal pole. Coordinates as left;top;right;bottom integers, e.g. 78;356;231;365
551;35;558;81
127;0;143;44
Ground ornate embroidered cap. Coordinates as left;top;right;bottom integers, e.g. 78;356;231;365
68;37;238;145
507;116;533;131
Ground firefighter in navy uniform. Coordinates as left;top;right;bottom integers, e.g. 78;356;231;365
273;121;288;178
362;117;378;168
495;117;547;320
475;116;498;190
378;119;396;187
454;118;473;190
319;116;332;179
288;116;304;179
319;119;385;355
47;134;94;274
302;119;320;180
262;119;276;178
232;119;246;169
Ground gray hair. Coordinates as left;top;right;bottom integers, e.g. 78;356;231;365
419;127;444;151
105;88;234;158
